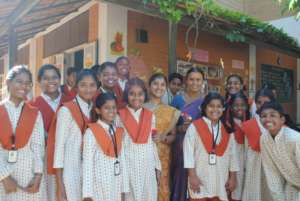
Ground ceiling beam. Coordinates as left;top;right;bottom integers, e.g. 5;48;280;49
0;0;41;38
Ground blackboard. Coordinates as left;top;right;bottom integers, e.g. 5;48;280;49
261;64;294;102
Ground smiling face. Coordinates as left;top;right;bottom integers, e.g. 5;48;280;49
232;97;247;119
260;108;285;136
186;72;203;94
116;58;130;78
169;78;182;95
149;77;166;99
128;85;145;110
226;76;243;95
96;99;117;124
7;72;32;102
100;67;118;90
76;75;97;102
39;69;60;95
205;99;224;123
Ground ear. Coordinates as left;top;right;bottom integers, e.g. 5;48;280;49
95;108;101;115
280;115;286;124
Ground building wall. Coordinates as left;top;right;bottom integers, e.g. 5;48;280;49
256;46;297;120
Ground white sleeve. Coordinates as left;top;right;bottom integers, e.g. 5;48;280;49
53;107;72;168
82;129;96;199
183;124;196;169
0;149;12;181
229;134;240;172
30;112;46;174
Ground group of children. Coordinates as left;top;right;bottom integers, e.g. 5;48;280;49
0;56;299;201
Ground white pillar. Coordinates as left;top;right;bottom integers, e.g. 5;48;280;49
98;2;128;63
249;44;256;98
297;58;300;124
29;39;37;97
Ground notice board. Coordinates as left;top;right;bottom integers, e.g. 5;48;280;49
261;64;294;102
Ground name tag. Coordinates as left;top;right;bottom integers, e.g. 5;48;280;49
7;150;18;163
114;161;120;176
208;153;216;165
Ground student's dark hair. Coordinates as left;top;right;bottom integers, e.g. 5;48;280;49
115;56;129;64
75;69;97;86
92;92;117;122
258;101;300;132
90;64;101;74
37;64;61;81
97;62;117;75
148;73;167;86
201;92;225;117
66;66;80;76
223;92;250;133
6;65;32;83
255;88;276;103
123;77;148;104
186;67;205;80
168;72;183;83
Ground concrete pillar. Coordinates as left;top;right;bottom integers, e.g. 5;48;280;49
249;44;256;98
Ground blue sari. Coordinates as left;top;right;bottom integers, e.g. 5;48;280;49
170;93;203;201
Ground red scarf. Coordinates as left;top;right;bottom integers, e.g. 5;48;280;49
242;118;261;152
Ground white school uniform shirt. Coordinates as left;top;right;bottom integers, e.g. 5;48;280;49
82;120;129;201
242;115;273;201
261;126;300;201
53;95;92;201
116;106;161;201
41;93;62;201
41;93;62;112
183;117;239;201
231;118;245;200
118;78;127;91
0;99;47;201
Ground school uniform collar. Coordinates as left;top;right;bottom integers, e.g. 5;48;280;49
5;98;25;109
98;119;116;132
41;92;61;104
127;106;143;115
203;116;221;129
75;95;93;117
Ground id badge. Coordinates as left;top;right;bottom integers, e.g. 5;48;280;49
114;161;120;176
208;153;216;165
7;150;18;163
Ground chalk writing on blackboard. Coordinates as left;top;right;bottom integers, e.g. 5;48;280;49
261;64;294;103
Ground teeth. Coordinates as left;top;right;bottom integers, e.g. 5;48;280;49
266;122;273;127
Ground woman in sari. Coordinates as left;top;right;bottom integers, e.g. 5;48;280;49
170;67;206;201
144;73;180;201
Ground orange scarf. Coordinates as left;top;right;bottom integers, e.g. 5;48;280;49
193;118;230;156
88;123;123;157
242;118;261;152
0;103;38;150
47;101;90;174
118;107;152;144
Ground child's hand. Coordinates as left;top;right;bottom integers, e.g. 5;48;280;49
57;180;68;201
225;173;237;193
189;175;202;193
2;176;18;194
23;174;42;193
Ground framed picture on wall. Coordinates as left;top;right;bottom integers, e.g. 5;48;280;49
207;66;220;79
208;84;221;93
177;60;193;76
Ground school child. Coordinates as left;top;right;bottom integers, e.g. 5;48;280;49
225;74;244;102
0;65;47;200
184;92;239;201
95;62;125;108
241;88;275;201
115;56;130;92
30;64;68;201
259;101;300;201
224;92;250;201
48;69;98;201
60;67;80;102
82;92;129;201
117;77;161;201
